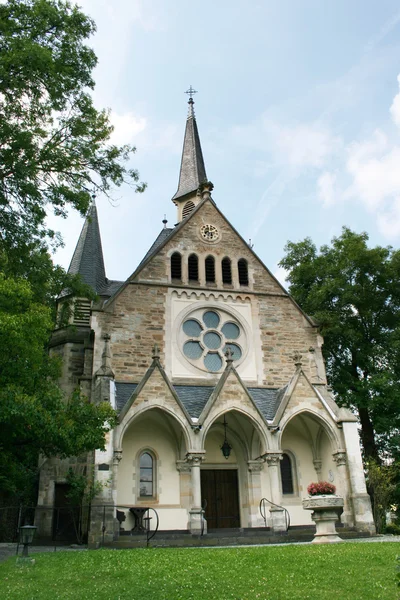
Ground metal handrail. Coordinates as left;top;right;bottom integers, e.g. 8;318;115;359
145;507;159;546
259;497;290;531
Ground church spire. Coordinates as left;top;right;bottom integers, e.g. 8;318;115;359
172;87;207;204
67;197;106;294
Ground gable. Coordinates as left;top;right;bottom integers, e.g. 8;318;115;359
134;199;287;295
273;370;339;426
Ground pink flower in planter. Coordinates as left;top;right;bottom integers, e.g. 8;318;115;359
307;481;336;496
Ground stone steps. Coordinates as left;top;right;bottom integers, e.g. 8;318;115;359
102;527;372;549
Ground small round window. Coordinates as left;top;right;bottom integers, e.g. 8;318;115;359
180;308;246;373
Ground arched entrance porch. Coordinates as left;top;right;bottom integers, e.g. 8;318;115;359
116;407;190;531
201;409;266;529
278;410;352;526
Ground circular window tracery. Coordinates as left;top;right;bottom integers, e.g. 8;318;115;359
180;308;245;373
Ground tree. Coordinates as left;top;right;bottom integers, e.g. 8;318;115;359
0;0;140;500
0;273;117;500
280;227;400;462
0;0;145;260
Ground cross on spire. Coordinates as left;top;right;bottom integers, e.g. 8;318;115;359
185;85;198;103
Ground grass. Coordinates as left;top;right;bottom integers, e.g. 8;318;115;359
0;543;399;600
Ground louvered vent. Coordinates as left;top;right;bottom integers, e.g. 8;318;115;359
74;299;91;326
182;201;195;218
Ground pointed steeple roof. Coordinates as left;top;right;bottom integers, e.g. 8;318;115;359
172;93;207;202
67;199;106;294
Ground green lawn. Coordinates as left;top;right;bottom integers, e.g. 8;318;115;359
0;543;399;600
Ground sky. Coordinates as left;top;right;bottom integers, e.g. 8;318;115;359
48;0;400;285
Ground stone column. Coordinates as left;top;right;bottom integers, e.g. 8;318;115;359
176;460;192;512
247;460;265;527
186;452;206;535
341;421;375;533
332;450;354;527
265;452;287;532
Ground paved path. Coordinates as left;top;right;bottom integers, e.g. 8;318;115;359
1;535;399;563
0;543;87;563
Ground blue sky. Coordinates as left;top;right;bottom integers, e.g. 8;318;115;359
50;0;400;284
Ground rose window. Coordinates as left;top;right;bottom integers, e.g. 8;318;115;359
181;309;245;373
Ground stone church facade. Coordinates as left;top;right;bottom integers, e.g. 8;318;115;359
37;97;375;543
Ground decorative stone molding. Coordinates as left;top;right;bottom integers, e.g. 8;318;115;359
265;452;283;467
113;450;123;465
333;451;347;466
313;459;322;474
302;496;344;510
176;460;192;473
291;353;303;367
302;495;344;543
186;451;206;466
247;460;264;472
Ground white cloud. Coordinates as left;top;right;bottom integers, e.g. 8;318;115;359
263;119;341;169
346;137;400;211
390;74;400;128
377;196;400;238
317;171;337;207
109;112;147;146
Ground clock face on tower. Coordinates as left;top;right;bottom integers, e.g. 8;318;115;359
200;224;220;242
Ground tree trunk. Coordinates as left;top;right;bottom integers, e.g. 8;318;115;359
358;406;380;463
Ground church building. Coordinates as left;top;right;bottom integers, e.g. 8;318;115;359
37;95;375;543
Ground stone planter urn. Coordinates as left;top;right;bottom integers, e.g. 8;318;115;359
302;495;344;543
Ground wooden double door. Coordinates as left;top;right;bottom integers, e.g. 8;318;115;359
201;469;240;529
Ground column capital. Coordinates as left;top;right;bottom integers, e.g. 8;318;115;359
333;450;347;466
248;459;264;472
186;451;206;466
264;452;283;467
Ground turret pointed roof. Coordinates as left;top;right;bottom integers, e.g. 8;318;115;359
68;199;107;294
172;95;207;201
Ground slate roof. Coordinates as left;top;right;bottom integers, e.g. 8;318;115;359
115;383;138;412
135;227;175;272
172;100;207;201
114;381;285;422
67;201;106;295
248;386;287;421
173;385;214;419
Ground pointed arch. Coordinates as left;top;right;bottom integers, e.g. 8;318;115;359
238;258;249;286
278;409;340;452
188;253;199;282
205;255;215;283
116;404;192;454
201;407;269;455
222;257;232;284
171;252;182;281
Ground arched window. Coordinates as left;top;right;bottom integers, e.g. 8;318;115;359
238;258;249;286
139;452;154;497
188;254;199;282
182;201;195;219
205;256;215;283
171;252;182;281
222;257;232;284
280;453;294;495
